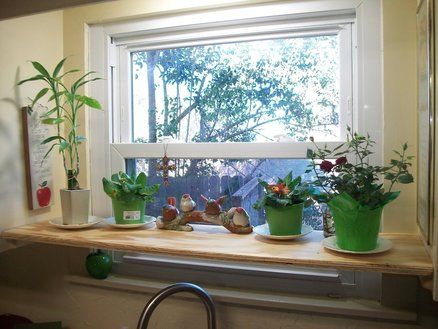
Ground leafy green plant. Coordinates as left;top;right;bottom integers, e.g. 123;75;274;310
307;127;414;209
253;171;312;209
18;58;102;189
102;172;160;203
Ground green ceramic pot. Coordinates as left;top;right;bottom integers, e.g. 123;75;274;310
328;198;383;251
264;203;304;236
112;199;146;224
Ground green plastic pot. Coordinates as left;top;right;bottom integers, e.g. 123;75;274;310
264;203;304;236
112;199;146;224
328;194;383;251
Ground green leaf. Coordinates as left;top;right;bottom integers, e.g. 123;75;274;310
42;143;58;162
75;135;87;143
283;171;293;186
41;135;65;144
111;173;120;182
328;192;359;212
289;176;302;190
72;71;95;91
31;61;50;79
381;191;401;206
398;173;414;184
76;95;102;109
58;69;80;79
140;184;160;196
76;77;102;89
53;57;67;77
306;148;314;158
17;74;45;85
59;140;70;152
31;88;49;108
48;91;67;102
40;106;60;117
41;117;64;125
136;172;147;188
102;177;119;198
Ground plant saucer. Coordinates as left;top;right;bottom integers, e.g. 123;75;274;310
253;223;313;240
49;216;104;229
105;216;156;229
322;236;393;254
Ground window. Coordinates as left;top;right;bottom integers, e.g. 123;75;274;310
87;0;385;313
88;3;358;229
89;1;384;221
130;35;342;144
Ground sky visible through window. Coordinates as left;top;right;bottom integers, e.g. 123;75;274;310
131;35;340;143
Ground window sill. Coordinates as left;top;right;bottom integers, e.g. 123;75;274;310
1;221;433;276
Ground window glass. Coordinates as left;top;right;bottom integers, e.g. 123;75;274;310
131;35;340;143
127;158;323;229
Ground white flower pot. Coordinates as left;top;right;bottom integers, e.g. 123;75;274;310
60;188;90;225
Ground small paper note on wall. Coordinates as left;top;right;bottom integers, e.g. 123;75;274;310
22;105;54;210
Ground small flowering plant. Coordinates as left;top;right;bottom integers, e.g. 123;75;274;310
306;127;414;209
253;171;312;209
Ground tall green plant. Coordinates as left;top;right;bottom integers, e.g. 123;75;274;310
18;58;102;190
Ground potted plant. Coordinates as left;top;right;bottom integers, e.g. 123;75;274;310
18;58;102;224
102;171;160;224
307;127;414;251
253;172;312;235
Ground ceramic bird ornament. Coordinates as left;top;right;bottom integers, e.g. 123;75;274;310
201;195;226;215
227;207;251;228
180;194;196;212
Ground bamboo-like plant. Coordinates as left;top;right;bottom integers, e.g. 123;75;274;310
18;58;102;190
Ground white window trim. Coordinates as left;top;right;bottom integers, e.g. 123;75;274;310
88;0;383;220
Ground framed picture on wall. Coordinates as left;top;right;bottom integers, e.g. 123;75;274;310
417;0;435;244
22;105;55;210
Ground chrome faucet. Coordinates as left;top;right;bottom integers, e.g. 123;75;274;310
137;282;217;329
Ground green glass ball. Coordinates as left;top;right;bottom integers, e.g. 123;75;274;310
86;249;112;279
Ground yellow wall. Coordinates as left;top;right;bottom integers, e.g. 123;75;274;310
382;0;418;233
0;2;434;328
0;11;64;241
63;0;419;233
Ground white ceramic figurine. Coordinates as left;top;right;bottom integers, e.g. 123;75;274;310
180;193;196;212
227;207;251;228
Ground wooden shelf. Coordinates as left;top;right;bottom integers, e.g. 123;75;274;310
1;221;433;276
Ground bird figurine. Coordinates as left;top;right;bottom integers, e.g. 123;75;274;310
180;194;196;212
201;195;226;215
162;204;179;222
227;207;251;227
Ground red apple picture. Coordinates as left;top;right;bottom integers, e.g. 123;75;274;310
36;181;51;207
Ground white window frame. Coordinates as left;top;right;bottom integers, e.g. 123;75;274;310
88;0;383;219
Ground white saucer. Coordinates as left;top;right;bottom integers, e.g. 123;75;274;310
106;216;156;229
49;216;104;229
322;236;393;254
253;223;313;240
